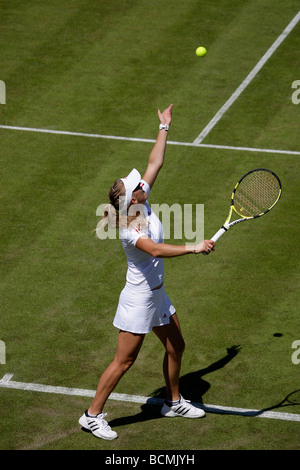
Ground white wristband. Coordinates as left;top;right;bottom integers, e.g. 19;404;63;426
159;123;169;131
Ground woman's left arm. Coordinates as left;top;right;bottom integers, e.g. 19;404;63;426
142;104;173;188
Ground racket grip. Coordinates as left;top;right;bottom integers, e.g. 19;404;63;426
202;227;227;255
211;227;227;243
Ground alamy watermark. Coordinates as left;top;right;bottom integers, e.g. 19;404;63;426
0;80;6;104
96;200;204;245
291;340;300;365
0;341;6;364
291;80;300;104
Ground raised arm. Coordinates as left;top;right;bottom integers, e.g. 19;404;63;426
142;104;173;188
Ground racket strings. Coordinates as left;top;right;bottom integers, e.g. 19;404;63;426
234;170;281;217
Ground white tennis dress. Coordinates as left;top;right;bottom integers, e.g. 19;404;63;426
113;179;176;334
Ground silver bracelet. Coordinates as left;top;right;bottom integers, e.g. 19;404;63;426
159;123;169;131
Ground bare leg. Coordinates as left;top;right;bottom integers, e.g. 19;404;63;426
88;330;145;415
152;313;185;402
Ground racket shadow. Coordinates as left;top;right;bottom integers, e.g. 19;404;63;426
252;389;300;417
201;389;300;419
108;345;241;428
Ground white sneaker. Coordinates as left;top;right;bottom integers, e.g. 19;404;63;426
79;410;118;440
161;396;205;418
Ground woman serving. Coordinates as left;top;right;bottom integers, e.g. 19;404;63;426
79;104;215;440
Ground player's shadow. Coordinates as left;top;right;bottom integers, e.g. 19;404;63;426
108;345;241;429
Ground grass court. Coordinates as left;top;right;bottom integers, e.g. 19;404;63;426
0;0;299;451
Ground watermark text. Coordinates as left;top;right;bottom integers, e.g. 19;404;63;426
0;80;6;104
0;341;6;364
291;80;300;104
96;201;204;245
291;340;300;365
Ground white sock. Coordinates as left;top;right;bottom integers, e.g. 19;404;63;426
166;397;181;406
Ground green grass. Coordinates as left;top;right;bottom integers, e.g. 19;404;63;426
0;0;299;451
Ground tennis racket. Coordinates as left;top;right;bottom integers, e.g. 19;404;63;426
204;168;282;252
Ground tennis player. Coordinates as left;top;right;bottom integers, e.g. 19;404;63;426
79;104;215;440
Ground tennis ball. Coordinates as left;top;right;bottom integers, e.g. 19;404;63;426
196;46;207;57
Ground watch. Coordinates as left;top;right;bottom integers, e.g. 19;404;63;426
159;123;169;131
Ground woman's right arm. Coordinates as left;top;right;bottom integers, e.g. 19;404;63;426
142;104;173;189
136;236;215;257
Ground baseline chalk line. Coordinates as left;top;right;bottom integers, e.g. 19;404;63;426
193;11;300;145
0;124;299;155
0;374;299;422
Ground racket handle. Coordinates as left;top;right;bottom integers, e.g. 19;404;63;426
202;227;227;255
211;227;227;243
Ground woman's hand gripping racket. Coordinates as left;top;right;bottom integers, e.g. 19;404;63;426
203;168;282;254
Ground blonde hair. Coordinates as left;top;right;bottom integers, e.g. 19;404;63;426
96;179;148;236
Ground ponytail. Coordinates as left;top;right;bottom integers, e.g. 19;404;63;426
95;179;148;237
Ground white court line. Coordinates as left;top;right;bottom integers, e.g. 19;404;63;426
0;374;299;423
0;124;299;155
193;11;300;145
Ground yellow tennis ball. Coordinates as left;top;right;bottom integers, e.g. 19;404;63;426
196;46;207;57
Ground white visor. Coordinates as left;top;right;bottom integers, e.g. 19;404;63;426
120;168;141;209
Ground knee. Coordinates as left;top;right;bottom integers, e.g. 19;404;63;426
122;357;136;372
177;337;186;356
168;337;185;359
115;355;137;373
